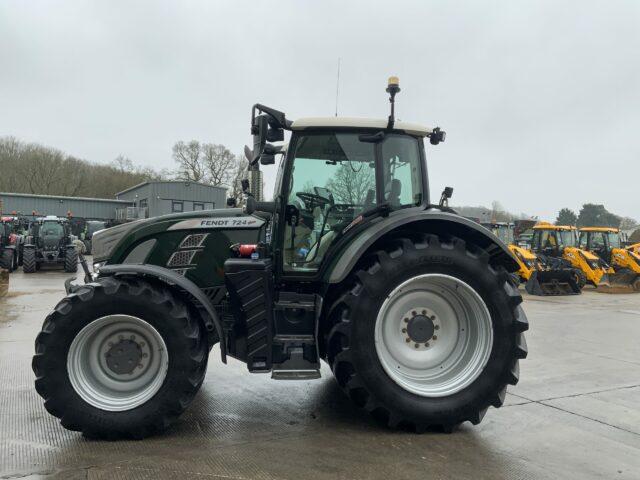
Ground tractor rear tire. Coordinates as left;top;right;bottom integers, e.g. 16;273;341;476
32;277;208;439
326;234;528;432
64;248;78;273
0;248;14;272
23;248;37;273
573;269;587;290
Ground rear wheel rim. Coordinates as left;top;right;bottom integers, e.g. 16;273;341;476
67;315;169;411
375;274;493;397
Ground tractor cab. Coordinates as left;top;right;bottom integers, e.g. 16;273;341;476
531;224;577;257
245;78;444;278
482;222;515;246
579;227;622;264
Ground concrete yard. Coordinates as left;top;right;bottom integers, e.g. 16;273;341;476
1;266;639;480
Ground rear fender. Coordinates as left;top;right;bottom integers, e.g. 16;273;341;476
98;263;226;362
324;209;519;284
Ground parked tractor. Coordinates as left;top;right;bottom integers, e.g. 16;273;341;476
33;79;528;439
81;220;107;255
22;216;78;273
0;216;24;272
579;227;640;292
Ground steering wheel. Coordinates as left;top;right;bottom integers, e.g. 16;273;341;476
295;192;332;210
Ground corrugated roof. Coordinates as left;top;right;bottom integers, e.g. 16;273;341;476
116;181;228;196
0;192;130;204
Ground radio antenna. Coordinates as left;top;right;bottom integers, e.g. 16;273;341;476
334;57;341;117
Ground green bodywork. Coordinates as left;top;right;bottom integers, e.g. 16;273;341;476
104;209;264;288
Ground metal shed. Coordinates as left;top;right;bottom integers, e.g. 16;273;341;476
116;181;227;219
0;192;131;220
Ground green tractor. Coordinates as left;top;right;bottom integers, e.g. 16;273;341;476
22;216;78;273
81;220;107;255
33;79;528;439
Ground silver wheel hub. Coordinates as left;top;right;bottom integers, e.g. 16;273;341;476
375;274;493;397
67;315;169;412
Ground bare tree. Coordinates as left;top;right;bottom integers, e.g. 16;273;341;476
325;163;375;205
172;140;206;182
202;143;235;187
228;154;249;206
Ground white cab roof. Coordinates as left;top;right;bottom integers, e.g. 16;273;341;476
291;117;432;137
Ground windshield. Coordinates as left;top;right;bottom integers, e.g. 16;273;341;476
41;221;64;237
607;232;621;248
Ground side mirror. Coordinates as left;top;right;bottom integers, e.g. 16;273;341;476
260;154;275;165
430;127;446;145
251;114;269;163
439;186;453;207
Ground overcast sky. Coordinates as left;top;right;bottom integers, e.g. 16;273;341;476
1;1;639;220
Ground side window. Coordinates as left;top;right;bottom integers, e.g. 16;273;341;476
193;202;204;211
172;201;184;213
283;133;375;272
381;136;422;207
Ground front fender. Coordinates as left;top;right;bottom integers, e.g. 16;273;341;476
324;208;519;284
98;263;226;363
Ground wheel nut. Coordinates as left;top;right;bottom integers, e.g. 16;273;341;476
118;335;124;340
433;335;438;340
140;342;145;347
412;311;417;316
434;325;440;330
142;353;148;358
130;335;135;340
414;343;419;348
108;342;114;347
402;328;407;333
138;364;143;369
425;342;430;347
404;318;409;323
421;310;426;315
405;338;410;343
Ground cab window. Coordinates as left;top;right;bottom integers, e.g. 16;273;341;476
283;133;375;272
381;135;423;207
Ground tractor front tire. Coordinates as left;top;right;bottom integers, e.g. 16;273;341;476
64;248;78;273
0;248;14;272
33;277;208;439
22;248;37;273
326;234;528;432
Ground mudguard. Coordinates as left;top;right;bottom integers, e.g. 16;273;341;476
325;208;519;284
98;263;226;362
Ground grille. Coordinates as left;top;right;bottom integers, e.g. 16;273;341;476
180;233;208;249
167;250;197;267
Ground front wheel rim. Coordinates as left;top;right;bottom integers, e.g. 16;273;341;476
67;314;169;411
375;274;494;397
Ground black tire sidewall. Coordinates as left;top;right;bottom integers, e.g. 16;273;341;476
346;242;516;424
40;281;205;434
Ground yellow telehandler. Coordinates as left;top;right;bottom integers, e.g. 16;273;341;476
579;227;640;293
530;223;610;289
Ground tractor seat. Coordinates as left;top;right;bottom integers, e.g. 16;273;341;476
386;179;402;207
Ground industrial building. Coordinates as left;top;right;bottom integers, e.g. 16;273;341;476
116;181;226;220
0;181;227;221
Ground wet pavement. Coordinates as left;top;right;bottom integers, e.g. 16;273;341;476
1;264;639;479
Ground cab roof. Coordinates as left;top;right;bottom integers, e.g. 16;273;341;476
290;117;432;137
579;227;619;233
533;224;576;231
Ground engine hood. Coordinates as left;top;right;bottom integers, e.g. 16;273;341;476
92;208;263;263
